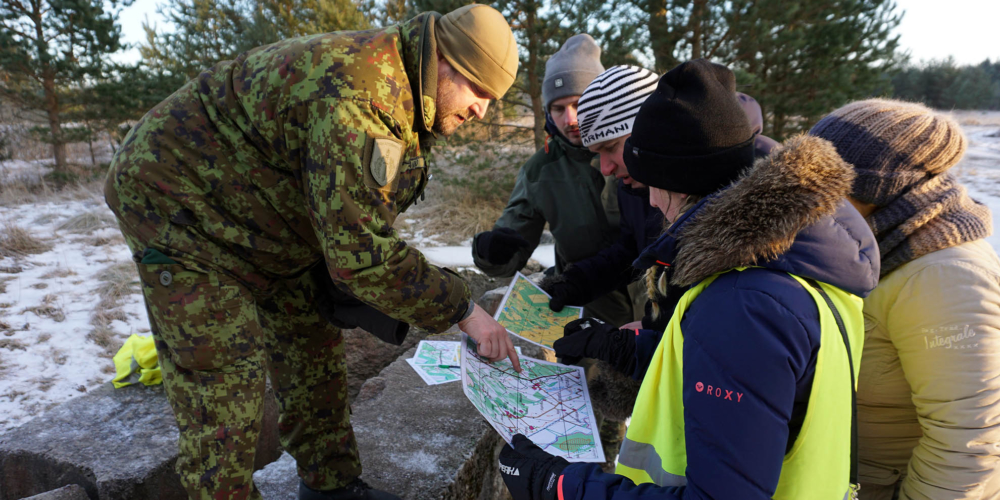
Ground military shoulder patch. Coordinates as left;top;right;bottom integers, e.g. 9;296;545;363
363;135;404;190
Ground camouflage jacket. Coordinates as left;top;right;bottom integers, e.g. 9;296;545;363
106;13;471;333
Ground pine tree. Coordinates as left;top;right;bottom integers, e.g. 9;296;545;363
141;0;370;79
635;0;728;72
65;63;186;157
892;58;1000;110
0;0;130;171
247;0;369;49
722;0;903;139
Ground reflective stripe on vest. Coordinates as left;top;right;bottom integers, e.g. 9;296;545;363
615;269;864;500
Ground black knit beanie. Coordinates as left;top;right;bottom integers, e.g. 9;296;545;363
623;59;755;196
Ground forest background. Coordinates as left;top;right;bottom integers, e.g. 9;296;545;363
2;0;1000;176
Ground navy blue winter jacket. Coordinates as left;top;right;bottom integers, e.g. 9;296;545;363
559;136;880;500
565;182;663;302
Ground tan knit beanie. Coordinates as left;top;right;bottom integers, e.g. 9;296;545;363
435;4;518;100
809;98;968;206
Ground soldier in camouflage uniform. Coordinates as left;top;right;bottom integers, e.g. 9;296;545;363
105;5;520;500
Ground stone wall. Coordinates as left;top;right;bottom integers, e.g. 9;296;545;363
0;279;546;500
0;382;280;500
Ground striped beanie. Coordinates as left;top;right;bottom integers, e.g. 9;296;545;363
809;98;968;205
578;66;659;147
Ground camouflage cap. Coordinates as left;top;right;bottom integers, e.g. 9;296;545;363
435;4;518;99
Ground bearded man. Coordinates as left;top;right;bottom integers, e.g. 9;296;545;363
105;5;521;499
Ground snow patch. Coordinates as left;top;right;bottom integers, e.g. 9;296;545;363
417;244;556;269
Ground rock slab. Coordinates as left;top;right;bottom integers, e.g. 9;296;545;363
21;484;90;500
0;382;280;500
255;329;546;500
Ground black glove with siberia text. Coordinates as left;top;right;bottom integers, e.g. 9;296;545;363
553;317;637;375
474;228;531;266
538;268;591;312
499;434;569;500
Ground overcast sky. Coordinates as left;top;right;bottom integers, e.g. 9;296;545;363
114;0;999;66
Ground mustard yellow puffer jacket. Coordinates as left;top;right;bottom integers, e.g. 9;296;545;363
858;239;1000;500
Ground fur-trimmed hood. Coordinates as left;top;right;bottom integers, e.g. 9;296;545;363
635;135;880;297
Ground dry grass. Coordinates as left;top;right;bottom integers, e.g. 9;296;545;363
0;338;27;350
21;294;65;322
77;234;125;247
88;260;140;358
404;183;509;240
0;176;105;207
0;221;51;257
87;324;122;359
95;261;139;311
46;347;67;365
31;376;56;392
397;142;530;245
39;267;76;279
31;212;61;226
56;210;117;234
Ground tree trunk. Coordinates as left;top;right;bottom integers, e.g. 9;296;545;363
88;133;96;166
42;73;67;171
690;0;705;59
32;0;66;171
489;98;502;141
524;4;546;149
646;0;679;72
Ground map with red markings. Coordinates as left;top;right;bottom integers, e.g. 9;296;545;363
460;334;605;463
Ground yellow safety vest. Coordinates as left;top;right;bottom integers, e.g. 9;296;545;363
112;334;162;388
616;269;863;500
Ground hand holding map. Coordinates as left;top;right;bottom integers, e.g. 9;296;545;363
459;302;522;372
494;272;584;350
460;334;605;462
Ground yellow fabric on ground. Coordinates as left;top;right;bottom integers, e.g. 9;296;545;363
112;334;162;388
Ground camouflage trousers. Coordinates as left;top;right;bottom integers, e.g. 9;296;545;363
121;226;361;500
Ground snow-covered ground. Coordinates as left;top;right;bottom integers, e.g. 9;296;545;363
420;245;555;270
0;196;148;431
0;185;547;433
0;117;998;434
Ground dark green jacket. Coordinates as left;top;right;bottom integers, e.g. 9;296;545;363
473;133;620;277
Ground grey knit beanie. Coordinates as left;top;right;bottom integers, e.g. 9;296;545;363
542;34;604;111
809;98;968;206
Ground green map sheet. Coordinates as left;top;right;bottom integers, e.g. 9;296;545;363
460;334;605;463
494;272;584;349
407;340;522;386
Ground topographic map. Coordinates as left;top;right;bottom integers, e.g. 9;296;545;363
494;272;584;349
406;340;463;385
460;334;605;463
407;341;521;386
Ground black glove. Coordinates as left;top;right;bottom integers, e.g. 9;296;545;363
553;317;637;375
499;434;569;500
475;228;530;265
538;269;590;312
311;263;409;345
